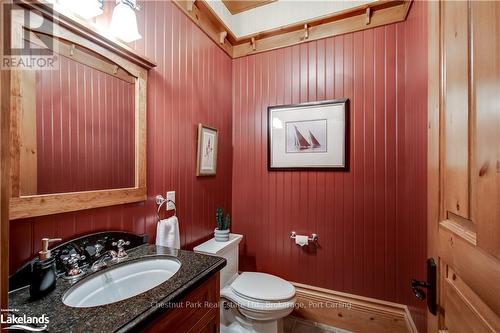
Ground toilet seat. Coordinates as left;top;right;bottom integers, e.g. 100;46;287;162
231;272;295;302
221;272;296;321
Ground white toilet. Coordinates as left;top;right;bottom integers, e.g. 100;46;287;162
194;234;296;333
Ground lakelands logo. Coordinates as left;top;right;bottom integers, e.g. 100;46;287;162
0;309;49;332
1;3;59;70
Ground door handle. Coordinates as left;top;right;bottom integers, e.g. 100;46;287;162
411;258;437;315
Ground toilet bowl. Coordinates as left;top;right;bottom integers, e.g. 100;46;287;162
194;234;296;333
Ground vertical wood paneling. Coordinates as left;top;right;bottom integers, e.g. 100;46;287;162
10;1;232;276
10;2;428;331
231;2;428;331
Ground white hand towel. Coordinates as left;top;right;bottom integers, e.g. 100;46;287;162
155;216;180;249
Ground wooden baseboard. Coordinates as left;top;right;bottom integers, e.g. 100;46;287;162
291;282;418;333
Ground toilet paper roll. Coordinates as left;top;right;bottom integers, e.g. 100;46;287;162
295;235;309;247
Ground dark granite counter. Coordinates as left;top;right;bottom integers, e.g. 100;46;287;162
8;245;226;332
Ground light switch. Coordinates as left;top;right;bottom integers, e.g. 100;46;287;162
166;191;175;211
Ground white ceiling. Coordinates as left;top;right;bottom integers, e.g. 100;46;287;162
205;0;377;39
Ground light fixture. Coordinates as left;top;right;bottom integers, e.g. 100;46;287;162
59;0;103;20
110;0;141;43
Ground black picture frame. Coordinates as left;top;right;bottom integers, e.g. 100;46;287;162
267;99;349;171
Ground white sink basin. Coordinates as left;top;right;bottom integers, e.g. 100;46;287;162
62;257;181;307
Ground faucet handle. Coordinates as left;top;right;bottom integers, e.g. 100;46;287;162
93;243;104;257
62;253;86;279
112;239;130;258
112;239;130;247
63;253;86;266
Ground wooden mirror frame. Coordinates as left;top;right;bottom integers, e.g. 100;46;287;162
8;1;156;220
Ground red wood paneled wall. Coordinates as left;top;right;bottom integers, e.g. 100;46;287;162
10;0;232;271
35;57;135;194
11;1;428;329
232;1;427;330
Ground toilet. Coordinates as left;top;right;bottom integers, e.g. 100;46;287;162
194;234;296;333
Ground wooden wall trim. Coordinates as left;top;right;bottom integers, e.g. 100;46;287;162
173;0;412;59
9;187;146;220
8;4;150;220
291;282;418;333
0;0;12;310
173;0;233;57
232;1;411;58
427;1;440;331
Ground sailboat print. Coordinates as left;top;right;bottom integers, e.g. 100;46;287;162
293;126;311;150
204;138;213;158
286;120;327;153
308;130;321;148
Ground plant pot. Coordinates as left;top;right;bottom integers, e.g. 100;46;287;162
214;228;230;242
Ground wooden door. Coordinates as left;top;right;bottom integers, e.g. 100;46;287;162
427;1;500;332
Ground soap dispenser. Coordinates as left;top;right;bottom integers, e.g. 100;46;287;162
30;237;62;300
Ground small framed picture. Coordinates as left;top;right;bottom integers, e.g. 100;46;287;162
268;99;349;170
196;124;218;176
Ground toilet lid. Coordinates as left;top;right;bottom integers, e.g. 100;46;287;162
231;272;295;302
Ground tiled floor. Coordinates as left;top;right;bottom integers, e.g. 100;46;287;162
283;316;354;333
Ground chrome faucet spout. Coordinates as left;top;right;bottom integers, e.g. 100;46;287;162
91;250;118;271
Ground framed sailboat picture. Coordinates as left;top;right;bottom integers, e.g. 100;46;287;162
268;99;348;170
196;124;218;176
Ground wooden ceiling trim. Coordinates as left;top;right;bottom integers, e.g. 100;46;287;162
232;0;407;43
195;0;239;43
173;0;413;59
222;0;277;15
173;1;233;57
234;0;412;58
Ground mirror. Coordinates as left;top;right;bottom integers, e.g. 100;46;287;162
21;51;136;196
9;3;154;220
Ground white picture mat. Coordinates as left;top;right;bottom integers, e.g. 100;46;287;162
270;103;345;168
201;131;216;171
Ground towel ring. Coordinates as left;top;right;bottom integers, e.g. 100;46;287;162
155;195;176;221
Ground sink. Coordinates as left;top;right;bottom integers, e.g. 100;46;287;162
62;257;181;308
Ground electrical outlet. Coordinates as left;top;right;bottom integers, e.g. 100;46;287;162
166;191;175;211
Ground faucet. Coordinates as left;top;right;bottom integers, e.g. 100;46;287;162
112;239;130;258
62;253;86;279
90;250;118;272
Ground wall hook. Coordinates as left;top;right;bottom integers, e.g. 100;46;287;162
303;24;309;40
365;7;372;25
219;31;227;45
187;0;195;12
251;37;256;51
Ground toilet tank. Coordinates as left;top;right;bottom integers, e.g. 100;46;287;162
194;234;242;288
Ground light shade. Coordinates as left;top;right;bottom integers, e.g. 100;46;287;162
59;0;103;20
110;1;141;43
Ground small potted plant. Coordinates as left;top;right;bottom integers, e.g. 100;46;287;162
214;207;231;242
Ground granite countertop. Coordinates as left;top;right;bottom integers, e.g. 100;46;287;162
8;245;226;332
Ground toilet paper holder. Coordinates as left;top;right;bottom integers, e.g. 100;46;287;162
290;231;318;242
